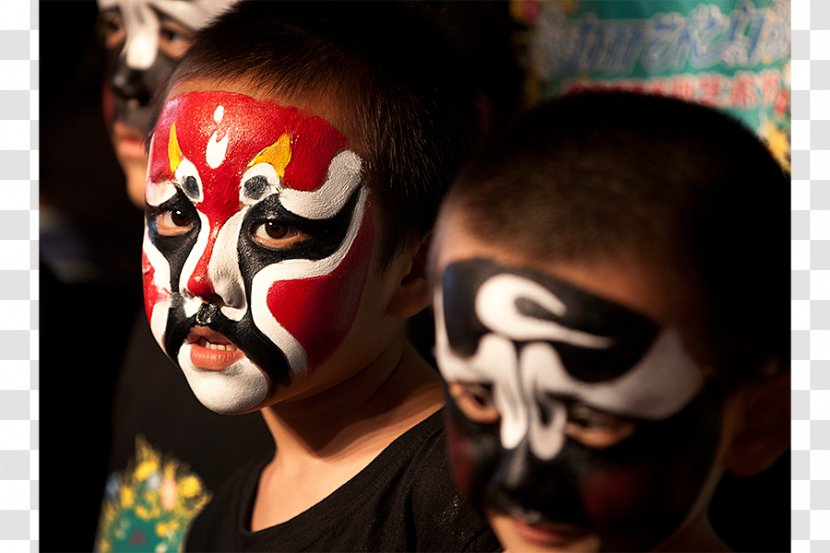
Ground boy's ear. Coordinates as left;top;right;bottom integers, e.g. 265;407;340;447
385;233;432;319
722;366;790;477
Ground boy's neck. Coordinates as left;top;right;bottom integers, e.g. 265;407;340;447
261;339;442;453
653;512;731;553
250;339;443;529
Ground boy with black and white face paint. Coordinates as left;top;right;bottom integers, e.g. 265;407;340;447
97;0;237;207
430;91;790;552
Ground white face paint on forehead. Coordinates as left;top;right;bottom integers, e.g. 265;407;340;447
96;0;234;69
435;259;705;460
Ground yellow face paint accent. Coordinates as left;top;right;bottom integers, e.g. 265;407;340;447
168;123;183;174
249;133;292;177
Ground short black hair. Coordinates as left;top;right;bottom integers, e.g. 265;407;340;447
443;91;790;385
163;0;480;267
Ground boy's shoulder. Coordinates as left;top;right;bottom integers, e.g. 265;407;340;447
185;409;500;552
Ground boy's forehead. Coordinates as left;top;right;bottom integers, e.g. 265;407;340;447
433;213;678;327
166;77;354;144
149;88;351;195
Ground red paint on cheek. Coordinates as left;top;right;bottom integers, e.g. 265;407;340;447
265;206;374;370
582;467;651;522
142;251;167;323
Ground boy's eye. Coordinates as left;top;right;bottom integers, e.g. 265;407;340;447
448;381;499;424
158;19;195;59
98;10;125;49
155;209;195;236
250;221;308;250
565;403;635;448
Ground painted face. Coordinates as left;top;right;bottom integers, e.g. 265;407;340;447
98;0;235;138
143;91;374;414
434;258;722;552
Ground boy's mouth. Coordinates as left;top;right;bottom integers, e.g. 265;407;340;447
490;503;594;548
510;517;592;548
185;325;244;371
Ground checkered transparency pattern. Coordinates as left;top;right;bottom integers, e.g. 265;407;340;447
793;2;830;551
0;0;38;552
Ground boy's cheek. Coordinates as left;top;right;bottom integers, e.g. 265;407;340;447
258;207;375;371
444;403;500;501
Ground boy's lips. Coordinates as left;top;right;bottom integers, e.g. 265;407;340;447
113;121;146;161
186;326;244;371
510;517;593;547
490;503;593;549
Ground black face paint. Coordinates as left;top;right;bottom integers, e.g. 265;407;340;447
435;258;723;552
442;259;659;382
105;45;177;135
146;188;360;385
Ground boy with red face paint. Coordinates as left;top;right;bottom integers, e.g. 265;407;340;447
141;2;501;551
430;91;790;553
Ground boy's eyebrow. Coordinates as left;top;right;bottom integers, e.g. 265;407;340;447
149;3;197;31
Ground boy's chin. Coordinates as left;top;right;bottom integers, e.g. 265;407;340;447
487;512;600;553
177;343;271;414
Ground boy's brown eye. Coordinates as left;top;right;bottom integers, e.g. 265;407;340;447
448;382;499;424
158;19;195;59
155;209;194;236
565;404;635;448
98;10;125;49
251;221;308;250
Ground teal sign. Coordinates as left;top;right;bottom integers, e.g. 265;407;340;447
515;0;790;167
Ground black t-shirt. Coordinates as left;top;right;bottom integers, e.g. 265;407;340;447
185;409;501;552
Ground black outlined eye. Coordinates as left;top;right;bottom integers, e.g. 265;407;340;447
250;221;309;250
155;209;195;236
565;403;635;448
449;381;500;424
158;18;195;59
98;9;125;49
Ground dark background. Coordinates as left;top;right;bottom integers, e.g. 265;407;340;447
40;1;143;550
38;2;790;552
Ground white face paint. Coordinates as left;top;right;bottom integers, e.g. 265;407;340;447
97;0;235;69
435;260;705;460
143;91;376;415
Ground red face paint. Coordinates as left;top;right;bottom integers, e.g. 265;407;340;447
143;91;373;407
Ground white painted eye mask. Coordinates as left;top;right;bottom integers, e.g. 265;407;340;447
434;258;722;552
435;258;705;459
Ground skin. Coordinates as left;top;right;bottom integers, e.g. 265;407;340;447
144;89;375;414
146;77;444;529
431;212;740;553
97;0;237;207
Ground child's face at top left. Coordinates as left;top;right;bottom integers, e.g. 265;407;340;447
142;85;377;414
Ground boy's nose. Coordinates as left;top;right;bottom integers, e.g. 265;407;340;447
489;441;588;525
490;441;565;511
186;228;246;311
188;270;217;301
110;65;152;106
491;441;535;497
